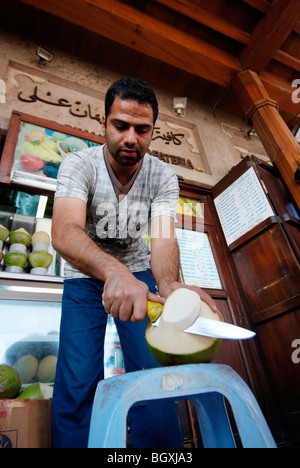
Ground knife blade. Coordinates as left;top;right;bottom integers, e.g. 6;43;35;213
184;317;256;340
152;316;256;340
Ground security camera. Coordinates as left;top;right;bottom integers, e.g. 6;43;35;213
36;47;54;65
173;97;187;117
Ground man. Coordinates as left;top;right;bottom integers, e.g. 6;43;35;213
51;77;218;448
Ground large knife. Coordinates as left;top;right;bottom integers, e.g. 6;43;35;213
152;316;256;340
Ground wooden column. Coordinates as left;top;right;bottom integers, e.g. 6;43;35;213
232;70;300;209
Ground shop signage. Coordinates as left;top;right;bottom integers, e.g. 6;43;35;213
5;63;209;177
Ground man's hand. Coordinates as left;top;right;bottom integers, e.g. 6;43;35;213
159;281;223;320
102;267;164;323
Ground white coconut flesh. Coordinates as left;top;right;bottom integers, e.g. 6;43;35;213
146;288;222;359
160;288;200;331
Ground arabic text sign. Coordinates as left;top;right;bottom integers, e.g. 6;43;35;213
214;167;274;246
18;85;103;125
18;86;193;148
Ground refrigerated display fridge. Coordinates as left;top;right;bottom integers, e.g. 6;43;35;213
0;194;125;385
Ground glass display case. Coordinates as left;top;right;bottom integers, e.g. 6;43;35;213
0;186;125;384
0;300;61;385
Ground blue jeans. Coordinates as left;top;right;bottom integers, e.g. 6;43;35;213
52;271;183;448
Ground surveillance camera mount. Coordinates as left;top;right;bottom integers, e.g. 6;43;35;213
36;47;54;65
173;97;187;117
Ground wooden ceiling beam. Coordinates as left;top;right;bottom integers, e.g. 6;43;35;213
19;0;240;87
155;0;251;45
274;50;300;74
241;0;271;14
260;71;300;118
240;0;300;73
233;70;300;208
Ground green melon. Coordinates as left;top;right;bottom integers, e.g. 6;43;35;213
14;355;39;384
37;355;57;383
0;365;22;399
145;289;222;366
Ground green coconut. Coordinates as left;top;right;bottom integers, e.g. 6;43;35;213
0;365;22;399
0;251;3;263
17;382;53;400
4;251;27;268
9;228;31;246
28;251;53;268
31;231;50;247
14;355;39;384
145;289;222;366
0;224;9;243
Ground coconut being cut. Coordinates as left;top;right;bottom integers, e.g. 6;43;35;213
146;288;222;366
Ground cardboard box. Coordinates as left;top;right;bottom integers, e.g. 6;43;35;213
0;399;52;448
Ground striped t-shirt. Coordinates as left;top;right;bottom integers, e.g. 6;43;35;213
55;144;179;279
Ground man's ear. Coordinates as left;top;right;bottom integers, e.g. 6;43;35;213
102;115;106;132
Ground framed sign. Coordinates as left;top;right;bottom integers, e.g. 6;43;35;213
176;228;223;290
213;166;274;247
0;111;105;193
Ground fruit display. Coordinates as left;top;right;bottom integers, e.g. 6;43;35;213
0;226;53;275
5;332;59;386
0;364;53;400
19;137;63;165
15;128;88;181
145;288;222;366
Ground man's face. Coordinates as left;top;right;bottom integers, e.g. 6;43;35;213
103;96;154;168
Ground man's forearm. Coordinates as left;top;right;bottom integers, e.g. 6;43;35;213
150;237;181;298
52;222;127;281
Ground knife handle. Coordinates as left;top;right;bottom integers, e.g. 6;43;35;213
147;301;164;323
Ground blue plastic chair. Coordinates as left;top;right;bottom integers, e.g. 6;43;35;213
88;363;277;448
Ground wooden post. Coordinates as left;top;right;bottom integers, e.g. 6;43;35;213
232;70;300;209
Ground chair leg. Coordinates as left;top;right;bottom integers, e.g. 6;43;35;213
88;379;129;448
192;392;236;448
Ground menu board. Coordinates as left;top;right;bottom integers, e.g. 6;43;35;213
176;228;222;290
213;167;274;246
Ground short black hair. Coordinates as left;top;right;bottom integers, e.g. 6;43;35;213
105;77;159;124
